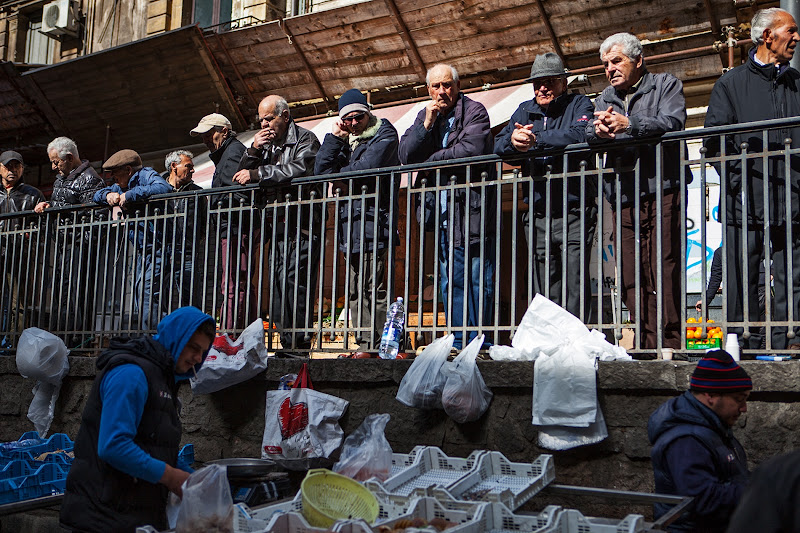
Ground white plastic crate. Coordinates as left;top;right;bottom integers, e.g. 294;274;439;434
381;447;485;496
261;511;374;533
377;496;484;533
469;503;562;533
540;509;647;533
446;452;555;510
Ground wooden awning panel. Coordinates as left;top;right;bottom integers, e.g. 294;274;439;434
19;26;243;162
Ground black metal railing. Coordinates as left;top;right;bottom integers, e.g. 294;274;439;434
2;116;800;357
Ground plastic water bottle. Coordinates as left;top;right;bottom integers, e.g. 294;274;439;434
379;297;405;359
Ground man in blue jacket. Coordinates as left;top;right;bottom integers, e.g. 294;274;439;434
648;350;751;532
494;53;595;321
399;64;495;350
94;149;173;329
60;306;215;533
315;89;400;351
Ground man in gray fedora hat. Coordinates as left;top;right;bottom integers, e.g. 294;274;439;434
494;52;596;321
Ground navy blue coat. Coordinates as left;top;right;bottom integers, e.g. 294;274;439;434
648;391;749;532
315;117;399;253
494;92;595;210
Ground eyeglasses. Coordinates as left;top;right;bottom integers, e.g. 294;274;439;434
341;112;366;124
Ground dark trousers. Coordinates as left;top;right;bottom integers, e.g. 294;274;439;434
347;250;388;350
220;228;260;331
525;205;597;322
725;221;800;349
616;190;682;350
50;230;96;340
269;231;320;351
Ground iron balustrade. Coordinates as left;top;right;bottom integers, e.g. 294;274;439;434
2;116;800;356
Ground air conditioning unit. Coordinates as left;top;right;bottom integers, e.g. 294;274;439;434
41;0;78;38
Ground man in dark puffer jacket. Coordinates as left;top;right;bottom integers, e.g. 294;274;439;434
315;88;400;350
60;306;215;533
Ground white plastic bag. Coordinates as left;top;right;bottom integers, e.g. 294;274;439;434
532;350;597;428
395;334;454;409
16;328;69;437
333;413;393;481
537;405;609;451
190;319;268;394
175;465;234;533
441;335;493;423
261;364;349;465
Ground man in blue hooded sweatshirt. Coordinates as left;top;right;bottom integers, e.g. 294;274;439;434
647;350;752;532
60;306;215;533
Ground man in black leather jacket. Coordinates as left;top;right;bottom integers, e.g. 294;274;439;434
35;137;105;347
235;95;321;354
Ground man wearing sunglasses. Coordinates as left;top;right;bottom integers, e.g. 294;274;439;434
494;52;595;322
315;89;400;351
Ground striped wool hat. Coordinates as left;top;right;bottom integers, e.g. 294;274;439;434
690;350;752;392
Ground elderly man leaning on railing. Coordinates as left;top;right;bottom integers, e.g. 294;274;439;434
586;32;688;357
314;88;400;352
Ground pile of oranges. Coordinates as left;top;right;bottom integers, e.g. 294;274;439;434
686;317;723;340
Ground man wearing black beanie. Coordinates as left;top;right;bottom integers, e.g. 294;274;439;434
647;350;752;532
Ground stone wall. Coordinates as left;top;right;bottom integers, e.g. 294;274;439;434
2;357;800;528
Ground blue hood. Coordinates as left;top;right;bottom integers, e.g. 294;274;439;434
153;306;215;381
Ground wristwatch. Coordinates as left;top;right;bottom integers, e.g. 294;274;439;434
625;121;634;135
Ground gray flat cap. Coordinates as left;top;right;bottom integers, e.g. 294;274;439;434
526;52;568;81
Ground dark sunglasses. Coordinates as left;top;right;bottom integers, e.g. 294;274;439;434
341;112;367;124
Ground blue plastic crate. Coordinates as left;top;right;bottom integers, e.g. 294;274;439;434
7;433;74;461
177;444;194;471
1;460;37;480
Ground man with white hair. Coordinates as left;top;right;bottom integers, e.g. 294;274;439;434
399;64;495;350
586;33;687;355
35;137;105;346
163;150;206;309
705;8;800;352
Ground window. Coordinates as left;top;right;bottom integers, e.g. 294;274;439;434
24;18;57;65
193;0;232;30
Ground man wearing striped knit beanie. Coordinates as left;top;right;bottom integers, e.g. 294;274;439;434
647;350;752;533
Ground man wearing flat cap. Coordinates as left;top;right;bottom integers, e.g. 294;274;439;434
315;88;400;350
0;151;45;346
235;95;321;355
648;350;751;532
94;149;172;330
494;53;595;321
189;113;253;330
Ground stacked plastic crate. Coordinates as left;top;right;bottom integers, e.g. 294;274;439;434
0;431;74;504
228;446;650;533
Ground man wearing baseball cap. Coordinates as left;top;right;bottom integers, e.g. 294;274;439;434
648;350;751;532
0;150;45;347
494;52;595;323
94;149;172;330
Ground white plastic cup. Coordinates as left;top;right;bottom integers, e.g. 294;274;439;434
661;348;674;361
725;333;740;361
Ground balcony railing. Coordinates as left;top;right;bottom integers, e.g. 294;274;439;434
2;116;800;357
